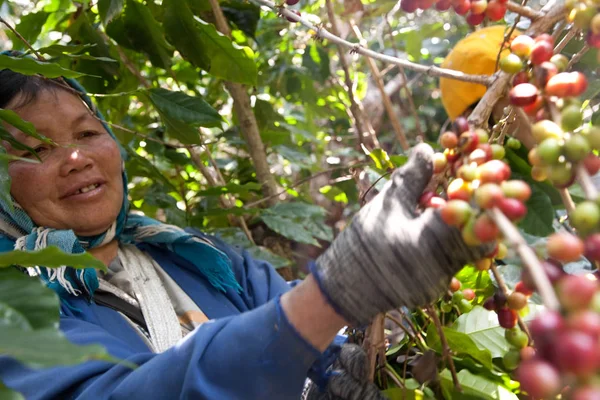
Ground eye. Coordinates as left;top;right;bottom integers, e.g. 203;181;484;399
79;131;99;139
29;145;49;157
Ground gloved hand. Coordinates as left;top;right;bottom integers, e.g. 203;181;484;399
303;344;385;400
312;143;492;326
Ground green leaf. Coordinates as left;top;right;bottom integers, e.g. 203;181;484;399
439;369;518;400
382;388;431;400
36;43;97;56
0;326;119;368
0;109;51;144
98;0;124;25
453;306;510;359
269;202;327;218
261;214;320;246
0;268;58;330
0;247;106;271
0;382;24;400
148;88;223;128
10;12;49;51
221;1;261;39
455;265;494;302
110;0;173;70
518;185;554;237
196;182;262;197
302;44;331;84
192;17;257;85
368;148;394;170
163;0;212;71
426;323;493;369
0;55;89;79
161;114;201;145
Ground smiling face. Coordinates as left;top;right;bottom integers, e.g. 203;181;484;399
3;89;124;237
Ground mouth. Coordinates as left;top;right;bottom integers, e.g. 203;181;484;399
61;181;106;199
75;183;101;195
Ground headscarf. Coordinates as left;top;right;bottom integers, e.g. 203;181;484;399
0;58;242;298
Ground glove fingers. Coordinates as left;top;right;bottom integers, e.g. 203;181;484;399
391;143;435;210
418;208;494;272
328;372;387;400
337;344;369;382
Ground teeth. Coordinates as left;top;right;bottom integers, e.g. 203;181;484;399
76;184;99;194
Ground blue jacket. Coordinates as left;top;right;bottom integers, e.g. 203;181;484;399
0;232;342;399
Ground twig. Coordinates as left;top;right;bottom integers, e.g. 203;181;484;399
243;161;367;209
488;208;560;310
383;364;406;389
363;313;386;383
250;0;494;86
551;20;567;42
576;164;599;200
350;21;409;151
554;28;578;54
385;313;427;352
559;188;576;214
324;0;379;150
0;17;44;61
469;1;566;128
360;170;393;204
505;1;543;20
568;43;590;69
489;263;532;345
399;65;424;141
104;119;201;148
426;305;461;392
495;1;527;71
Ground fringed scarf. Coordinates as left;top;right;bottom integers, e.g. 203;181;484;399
0;66;241;299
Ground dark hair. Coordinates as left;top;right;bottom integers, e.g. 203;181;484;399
0;53;62;109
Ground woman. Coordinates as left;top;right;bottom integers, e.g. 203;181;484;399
0;63;488;399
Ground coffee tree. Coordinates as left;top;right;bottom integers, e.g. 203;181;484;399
0;0;598;398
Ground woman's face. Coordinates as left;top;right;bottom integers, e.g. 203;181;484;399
3;89;124;237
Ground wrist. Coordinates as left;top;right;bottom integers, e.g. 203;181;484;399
281;274;348;352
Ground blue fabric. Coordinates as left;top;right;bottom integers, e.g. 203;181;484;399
0;232;346;399
0;54;240;297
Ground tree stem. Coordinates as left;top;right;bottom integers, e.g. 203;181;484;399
505;2;543;20
208;0;279;206
426;305;461;392
350;21;409;151
324;0;379;150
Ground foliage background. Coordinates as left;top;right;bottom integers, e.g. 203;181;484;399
0;0;599;398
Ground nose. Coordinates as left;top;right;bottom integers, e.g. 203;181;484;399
58;147;93;177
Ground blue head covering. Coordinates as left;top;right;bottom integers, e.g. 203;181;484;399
0;57;241;298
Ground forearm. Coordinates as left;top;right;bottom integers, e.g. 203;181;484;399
281;274;348;352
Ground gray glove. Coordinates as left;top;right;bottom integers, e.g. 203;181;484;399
312;143;491;326
303;344;385;400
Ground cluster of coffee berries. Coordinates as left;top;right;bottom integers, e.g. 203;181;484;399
516;275;600;399
502;34;588;113
445;276;480;313
400;0;508;26
526;118;600;188
421;122;530;247
565;0;600;48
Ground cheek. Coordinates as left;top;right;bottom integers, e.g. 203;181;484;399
8;164;50;208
